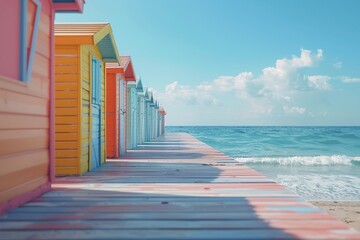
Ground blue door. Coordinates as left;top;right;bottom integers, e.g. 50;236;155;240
91;57;102;170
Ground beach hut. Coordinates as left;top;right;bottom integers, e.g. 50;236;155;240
106;56;136;156
136;79;145;144
149;93;157;140
144;89;151;142
126;82;137;149
0;0;84;214
155;101;161;137
54;23;120;175
105;66;119;158
159;107;167;135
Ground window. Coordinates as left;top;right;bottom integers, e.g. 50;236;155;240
20;0;42;83
92;57;102;105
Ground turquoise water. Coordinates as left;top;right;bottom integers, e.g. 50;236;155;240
166;126;360;201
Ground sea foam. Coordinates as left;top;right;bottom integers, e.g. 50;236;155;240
235;155;360;165
276;174;360;200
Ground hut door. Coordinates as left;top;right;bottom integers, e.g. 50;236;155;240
131;91;137;148
91;57;102;170
119;79;125;155
115;77;120;157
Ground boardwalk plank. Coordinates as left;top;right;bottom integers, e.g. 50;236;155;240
0;229;359;240
0;133;359;239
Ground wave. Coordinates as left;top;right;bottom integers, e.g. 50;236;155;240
235;155;360;166
276;174;360;201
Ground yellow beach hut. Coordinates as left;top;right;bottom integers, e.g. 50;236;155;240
54;23;120;175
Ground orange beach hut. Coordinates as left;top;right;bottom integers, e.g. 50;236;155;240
54;23;120;175
106;56;136;157
0;0;84;214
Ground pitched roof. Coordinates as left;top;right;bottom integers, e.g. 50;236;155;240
136;78;144;92
105;56;136;81
52;0;85;13
55;23;120;64
159;107;167;115
119;56;130;69
144;88;149;99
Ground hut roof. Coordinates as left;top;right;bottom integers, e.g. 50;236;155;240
105;56;136;81
55;22;120;64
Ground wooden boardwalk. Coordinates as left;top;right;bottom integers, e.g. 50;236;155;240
1;133;359;239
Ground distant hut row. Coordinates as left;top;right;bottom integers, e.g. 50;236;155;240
54;23;166;176
0;1;165;215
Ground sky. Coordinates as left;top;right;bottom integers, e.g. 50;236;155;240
57;0;360;126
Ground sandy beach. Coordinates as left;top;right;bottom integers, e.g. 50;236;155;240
311;201;360;231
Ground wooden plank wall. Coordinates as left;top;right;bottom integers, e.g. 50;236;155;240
106;73;117;158
101;59;106;164
0;1;20;80
126;85;132;149
80;45;91;174
0;0;52;207
137;95;145;144
54;45;80;176
131;87;137;148
80;45;106;172
115;79;119;157
123;80;128;153
119;79;126;155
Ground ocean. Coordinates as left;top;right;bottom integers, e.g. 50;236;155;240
166;126;360;201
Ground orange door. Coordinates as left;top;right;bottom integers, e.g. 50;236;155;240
106;73;119;158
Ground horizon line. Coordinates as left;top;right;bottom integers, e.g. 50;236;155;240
165;125;360;127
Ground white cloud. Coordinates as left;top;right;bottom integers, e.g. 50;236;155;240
234;72;252;90
340;76;360;83
165;81;178;93
333;61;342;69
277;49;322;69
283;106;306;114
213;72;252;98
307;75;331;90
211;49;323;101
214;76;235;92
197;84;213;92
162;81;218;105
157;49;329;116
258;49;323;99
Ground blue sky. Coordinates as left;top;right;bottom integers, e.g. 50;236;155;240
57;0;360;126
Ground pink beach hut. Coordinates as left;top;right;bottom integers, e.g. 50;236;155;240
0;0;84;214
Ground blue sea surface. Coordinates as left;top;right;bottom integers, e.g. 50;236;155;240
166;126;360;201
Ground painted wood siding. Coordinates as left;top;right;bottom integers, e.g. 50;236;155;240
55;45;80;176
115;79;119;155
101;61;106;164
126;86;132;149
0;0;52;206
119;79;126;155
80;45;106;172
137;96;146;144
106;73;118;158
0;1;20;79
130;87;137;148
80;45;91;174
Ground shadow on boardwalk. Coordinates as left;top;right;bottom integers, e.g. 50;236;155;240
0;133;358;239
